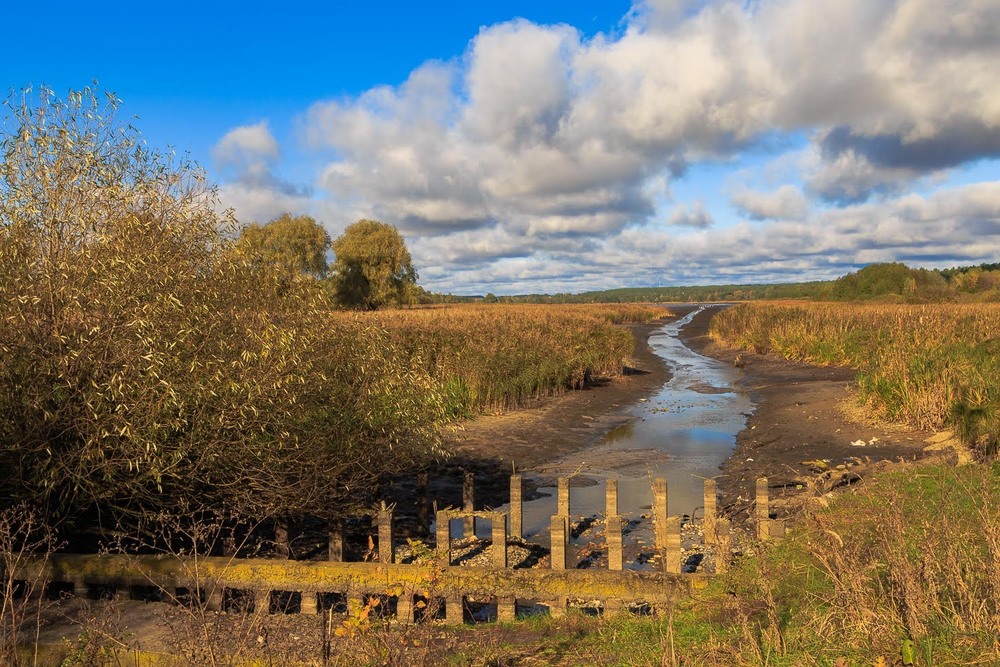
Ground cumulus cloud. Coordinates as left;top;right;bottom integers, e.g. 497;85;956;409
731;185;808;220
213;121;315;224
213;0;1000;291
213;122;279;180
668;201;714;228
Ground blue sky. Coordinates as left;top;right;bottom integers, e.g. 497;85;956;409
6;0;999;294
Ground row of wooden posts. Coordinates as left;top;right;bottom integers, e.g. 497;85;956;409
329;474;782;575
24;476;781;626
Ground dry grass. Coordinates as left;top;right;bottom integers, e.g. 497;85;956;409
343;304;667;416
710;302;1000;457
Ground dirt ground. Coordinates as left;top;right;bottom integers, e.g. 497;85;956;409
445;304;940;524
441;310;695;470
677;306;937;521
421;307;698;513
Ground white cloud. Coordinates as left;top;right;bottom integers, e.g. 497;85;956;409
731;185;808;220
667;201;714;228
212;121;279;176
212;0;1000;292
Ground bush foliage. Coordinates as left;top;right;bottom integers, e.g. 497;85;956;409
0;86;445;524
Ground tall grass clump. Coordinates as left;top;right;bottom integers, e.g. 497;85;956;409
348;304;666;416
671;463;1000;665
710;302;1000;457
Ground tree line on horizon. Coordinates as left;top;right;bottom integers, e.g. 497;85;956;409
463;262;1000;305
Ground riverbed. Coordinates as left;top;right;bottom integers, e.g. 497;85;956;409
488;306;753;549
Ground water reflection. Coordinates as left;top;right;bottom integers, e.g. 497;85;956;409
492;306;753;552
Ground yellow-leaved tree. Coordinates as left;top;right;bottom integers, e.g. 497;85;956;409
0;86;445;531
330;219;418;310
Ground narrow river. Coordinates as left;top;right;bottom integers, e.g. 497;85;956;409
490;306;752;552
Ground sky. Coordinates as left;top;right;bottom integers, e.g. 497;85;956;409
6;0;1000;295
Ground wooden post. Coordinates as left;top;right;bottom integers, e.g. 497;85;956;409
74;582;91;599
436;510;451;565
606;479;618;517
491;512;508;569
377;506;394;565
395;591;413;624
664;516;682;574
446;592;464;625
703;479;718;545
417;472;430;535
606;514;624;571
603;598;624;616
653;477;668;550
756;477;770;541
463;471;475;538
557;477;570;517
497;594;516;622
275;520;290;559
509;474;523;540
328;519;344;562
550;515;569;570
300;591;318;615
205;586;224;611
716;517;731;574
253;589;270;614
549;596;567;618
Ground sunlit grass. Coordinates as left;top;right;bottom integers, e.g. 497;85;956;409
710;302;1000;457
340;303;668;417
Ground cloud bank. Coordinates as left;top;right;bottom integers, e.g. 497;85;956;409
216;0;1000;293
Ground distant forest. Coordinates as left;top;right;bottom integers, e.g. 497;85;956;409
425;262;1000;304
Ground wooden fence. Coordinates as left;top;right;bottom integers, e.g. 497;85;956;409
14;475;783;624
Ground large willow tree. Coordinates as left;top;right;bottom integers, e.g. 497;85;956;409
0;86;445;528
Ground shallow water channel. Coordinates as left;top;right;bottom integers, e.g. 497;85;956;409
482;305;752;561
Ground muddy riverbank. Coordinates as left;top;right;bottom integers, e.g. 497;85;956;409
679;305;933;521
442;306;698;470
442;303;935;528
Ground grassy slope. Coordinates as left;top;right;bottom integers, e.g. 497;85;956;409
345;463;998;666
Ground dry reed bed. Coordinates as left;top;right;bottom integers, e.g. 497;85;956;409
710;302;1000;456
339;304;667;416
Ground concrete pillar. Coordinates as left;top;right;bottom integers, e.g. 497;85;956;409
300;591;318;615
557;477;570;517
463;471;475;538
275;520;290;559
664;516;682;574
703;479;718;545
550;515;569;570
509;474;523;539
653;477;668;550
497;595;516;622
328;519;344;562
756;477;770;541
205;586;224;611
716;518;731;574
606;514;624;571
491;513;508;569
377;508;394;565
549;596;567;618
74;581;91;599
436;510;451;565
605;479;618;517
446;592;464;625
395;592;413;624
417;472;430;535
603;598;624;617
253;589;270;614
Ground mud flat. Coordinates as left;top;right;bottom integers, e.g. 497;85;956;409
679;305;933;521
